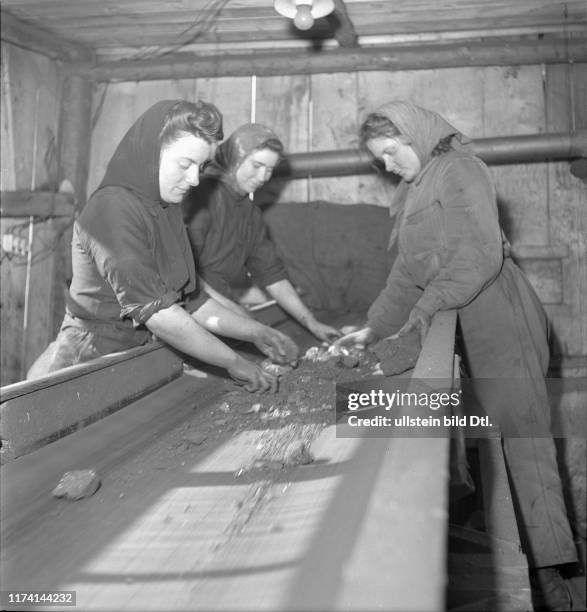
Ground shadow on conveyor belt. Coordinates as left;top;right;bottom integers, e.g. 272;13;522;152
1;307;370;601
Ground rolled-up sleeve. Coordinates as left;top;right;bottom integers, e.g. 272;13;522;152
184;289;210;313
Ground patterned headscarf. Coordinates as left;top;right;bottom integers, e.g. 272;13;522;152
205;123;282;194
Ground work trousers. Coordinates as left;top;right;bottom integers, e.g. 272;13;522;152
459;258;577;568
26;313;151;380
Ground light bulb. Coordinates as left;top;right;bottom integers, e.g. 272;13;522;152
294;5;314;30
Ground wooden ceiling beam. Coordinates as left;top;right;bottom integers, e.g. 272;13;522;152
329;0;358;48
0;10;93;62
63;37;587;82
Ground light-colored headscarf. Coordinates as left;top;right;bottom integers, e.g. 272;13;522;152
205;123;281;195
373;101;473;247
375;101;472;170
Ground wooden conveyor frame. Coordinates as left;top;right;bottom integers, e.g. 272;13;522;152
0;309;528;611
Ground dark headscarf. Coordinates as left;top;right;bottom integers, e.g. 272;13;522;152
205;123;281;195
96;99;179;204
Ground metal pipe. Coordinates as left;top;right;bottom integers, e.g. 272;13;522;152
274;130;587;178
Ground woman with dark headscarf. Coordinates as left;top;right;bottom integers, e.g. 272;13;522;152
28;101;298;392
336;101;576;610
183;123;340;343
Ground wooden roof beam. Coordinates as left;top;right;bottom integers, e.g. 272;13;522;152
329;0;358;48
64;37;587;82
0;10;93;63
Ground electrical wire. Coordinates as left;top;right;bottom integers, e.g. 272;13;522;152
126;0;230;63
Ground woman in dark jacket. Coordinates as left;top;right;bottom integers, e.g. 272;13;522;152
183;123;340;343
28;101;298;391
337;101;576;610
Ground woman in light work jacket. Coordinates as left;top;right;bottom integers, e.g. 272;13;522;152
336;101;577;611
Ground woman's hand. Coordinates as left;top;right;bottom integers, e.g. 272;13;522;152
252;325;299;364
333;326;376;350
227;355;277;393
392;306;431;346
305;316;342;344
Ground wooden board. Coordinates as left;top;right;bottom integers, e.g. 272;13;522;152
484;65;549;247
0;215;71;386
0;217;28;385
87;79;199;196
544;62;587;356
0;312;456;611
3;0;586;55
0;191;75;217
0;42;61;192
0;343;183;462
195;76;252;139
309;72;360;205
256;74;310;203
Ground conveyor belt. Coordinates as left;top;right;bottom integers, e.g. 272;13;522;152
1;311;456;611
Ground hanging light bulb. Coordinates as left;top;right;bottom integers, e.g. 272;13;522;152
274;0;335;31
294;4;314;30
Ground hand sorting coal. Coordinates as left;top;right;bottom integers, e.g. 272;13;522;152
252;326;299;365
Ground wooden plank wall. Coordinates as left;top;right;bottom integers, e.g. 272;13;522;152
0;42;67;386
545;62;587;360
0;43;61;193
87;62;586;359
3;57;585;384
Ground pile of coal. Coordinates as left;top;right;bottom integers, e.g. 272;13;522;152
372;329;422;375
302;344;361;369
260;359;294;377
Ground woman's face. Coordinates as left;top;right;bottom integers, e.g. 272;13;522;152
366;136;421;182
159;133;216;203
235;148;280;194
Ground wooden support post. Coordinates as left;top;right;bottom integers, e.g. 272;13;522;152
64;38;587;82
56;74;92;289
57;75;93;210
0;190;75;217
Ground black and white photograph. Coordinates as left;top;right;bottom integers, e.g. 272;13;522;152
1;1;586;611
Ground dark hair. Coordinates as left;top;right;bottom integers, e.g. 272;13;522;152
255;137;284;158
159;100;223;147
359;113;402;149
431;134;454;157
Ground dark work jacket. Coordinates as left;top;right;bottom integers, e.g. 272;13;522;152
184;178;288;301
69;186;202;329
68;100;206;343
